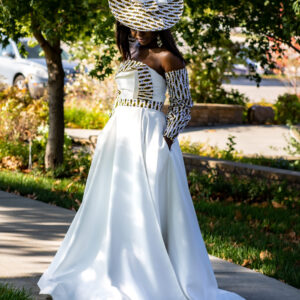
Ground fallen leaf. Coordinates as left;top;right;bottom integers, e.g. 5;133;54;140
260;250;272;261
272;201;287;209
65;181;74;190
225;196;234;202
242;259;252;267
288;230;296;239
234;210;243;221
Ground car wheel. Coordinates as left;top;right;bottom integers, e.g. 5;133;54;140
13;74;28;90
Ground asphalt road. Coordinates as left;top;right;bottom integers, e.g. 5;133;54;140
222;77;298;103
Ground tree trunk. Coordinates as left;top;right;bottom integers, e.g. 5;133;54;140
44;43;65;169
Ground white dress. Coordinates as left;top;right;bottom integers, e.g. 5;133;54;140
37;59;245;300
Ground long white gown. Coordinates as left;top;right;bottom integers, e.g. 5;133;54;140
37;59;246;300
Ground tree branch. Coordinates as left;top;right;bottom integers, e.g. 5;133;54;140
266;34;300;54
30;10;53;55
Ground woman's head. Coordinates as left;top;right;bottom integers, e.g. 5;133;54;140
115;21;186;64
129;29;158;47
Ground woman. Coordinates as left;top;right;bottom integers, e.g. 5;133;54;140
38;1;246;299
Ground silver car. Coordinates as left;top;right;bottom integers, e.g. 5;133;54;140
0;37;80;98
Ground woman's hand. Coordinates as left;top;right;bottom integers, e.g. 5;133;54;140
164;136;173;150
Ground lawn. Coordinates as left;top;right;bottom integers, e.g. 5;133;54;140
0;282;32;300
193;196;299;288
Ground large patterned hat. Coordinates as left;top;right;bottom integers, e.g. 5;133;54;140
108;0;184;31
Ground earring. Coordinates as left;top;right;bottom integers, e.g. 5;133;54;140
157;34;163;47
128;34;136;44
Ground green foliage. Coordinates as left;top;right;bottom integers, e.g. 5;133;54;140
0;86;48;142
220;134;237;160
64;107;109;129
294;0;300;14
188;168;299;208
0;125;92;180
0;282;32;300
0;0;116;80
187;35;250;105
274;93;300;125
181;0;299;76
0;169;85;210
284;124;300;157
44;132;92;180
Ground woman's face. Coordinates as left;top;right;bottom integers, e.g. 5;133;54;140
130;29;157;46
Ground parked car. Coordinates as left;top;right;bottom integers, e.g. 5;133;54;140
231;58;276;76
0;37;81;98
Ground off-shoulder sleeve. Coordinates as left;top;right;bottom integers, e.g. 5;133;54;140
163;67;193;141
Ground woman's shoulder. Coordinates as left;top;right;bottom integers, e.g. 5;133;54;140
157;49;186;73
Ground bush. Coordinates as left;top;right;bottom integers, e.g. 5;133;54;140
284;123;300;157
64;107;109;129
0;124;92;180
188;46;250;107
0;86;48;142
188;169;299;208
274;93;300;124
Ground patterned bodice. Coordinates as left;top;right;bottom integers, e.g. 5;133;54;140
114;59;167;111
110;59;193;141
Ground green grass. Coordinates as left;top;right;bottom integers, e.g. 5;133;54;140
0;168;299;288
194;200;299;288
0;283;32;300
188;170;300;288
0;169;85;211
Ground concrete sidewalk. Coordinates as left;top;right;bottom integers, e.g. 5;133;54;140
0;191;299;300
66;124;298;159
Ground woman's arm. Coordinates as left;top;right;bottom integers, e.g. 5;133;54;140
161;52;193;149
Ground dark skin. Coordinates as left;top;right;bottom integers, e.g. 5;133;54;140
130;29;185;150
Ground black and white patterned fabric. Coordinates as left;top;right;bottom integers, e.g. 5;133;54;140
109;59;164;116
108;0;184;31
163;67;193;141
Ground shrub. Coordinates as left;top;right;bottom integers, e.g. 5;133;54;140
0;86;48;142
188;169;299;208
64;64;116;114
0;124;92;180
284;123;300;158
64;107;109;129
274;93;300;124
188;46;250;107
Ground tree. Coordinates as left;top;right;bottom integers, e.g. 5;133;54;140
177;0;300;102
0;0;115;169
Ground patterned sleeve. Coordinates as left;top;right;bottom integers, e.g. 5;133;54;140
163;67;193;141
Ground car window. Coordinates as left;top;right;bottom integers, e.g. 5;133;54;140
21;42;44;58
0;43;14;57
21;41;70;60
